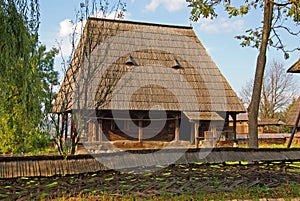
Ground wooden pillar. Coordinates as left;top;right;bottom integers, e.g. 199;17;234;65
194;122;199;147
64;113;68;140
91;120;96;142
57;113;61;138
60;113;64;143
138;120;143;142
190;121;195;144
70;115;75;139
87;121;91;142
175;116;179;142
110;120;115;131
97;120;103;142
231;113;237;141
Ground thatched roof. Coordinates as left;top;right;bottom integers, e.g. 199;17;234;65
258;118;285;126
229;113;248;122
286;97;300;127
183;112;224;121
52;18;245;114
287;58;300;73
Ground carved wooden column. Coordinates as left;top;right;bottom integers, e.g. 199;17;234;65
91;120;96;142
97;119;103;142
174;116;179;142
194;122;199;147
138;120;143;142
64;113;68;140
231;113;237;141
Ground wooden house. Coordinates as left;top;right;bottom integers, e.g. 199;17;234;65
257;118;285;134
286;97;300;133
229;113;249;135
287;58;300;73
52;18;246;149
286;59;300;147
286;59;300;133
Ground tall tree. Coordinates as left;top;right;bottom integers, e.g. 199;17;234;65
0;0;58;153
240;60;299;119
188;0;300;148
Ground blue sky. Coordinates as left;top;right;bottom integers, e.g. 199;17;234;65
39;0;300;94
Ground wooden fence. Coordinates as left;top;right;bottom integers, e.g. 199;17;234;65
1;148;300;179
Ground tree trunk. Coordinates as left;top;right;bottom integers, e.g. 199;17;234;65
248;0;274;148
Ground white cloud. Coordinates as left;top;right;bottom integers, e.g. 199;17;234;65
198;18;245;34
144;0;186;12
59;19;74;37
57;10;131;57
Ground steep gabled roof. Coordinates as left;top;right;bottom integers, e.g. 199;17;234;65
286;97;300;127
287;58;300;73
52;18;245;114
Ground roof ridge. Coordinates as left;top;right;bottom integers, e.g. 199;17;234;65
87;17;193;30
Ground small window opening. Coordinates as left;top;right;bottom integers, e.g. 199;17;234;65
172;59;184;70
125;55;138;66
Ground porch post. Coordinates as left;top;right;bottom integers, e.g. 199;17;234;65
194;121;199;147
57;113;60;139
175;116;179;142
60;113;64;143
87;121;91;142
110;120;115;131
231;113;237;141
190;121;195;144
64;113;68;140
138;120;143;142
97;119;103;142
91;120;96;142
70;115;75;139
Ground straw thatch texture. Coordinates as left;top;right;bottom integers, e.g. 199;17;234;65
287;58;300;73
52;18;245;114
286;97;300;127
258;118;285;126
183;111;224;121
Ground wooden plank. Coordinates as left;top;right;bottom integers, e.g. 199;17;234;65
1;148;300;178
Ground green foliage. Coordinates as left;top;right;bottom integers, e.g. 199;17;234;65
188;0;300;57
0;0;58;154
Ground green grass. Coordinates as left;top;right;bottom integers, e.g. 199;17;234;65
51;183;300;201
238;142;300;149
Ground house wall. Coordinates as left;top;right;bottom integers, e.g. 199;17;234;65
101;119;175;142
229;121;248;135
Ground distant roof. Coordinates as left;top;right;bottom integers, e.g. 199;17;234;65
258;118;285;126
287;58;300;73
183;112;224;121
52;18;246;114
229;113;248;121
